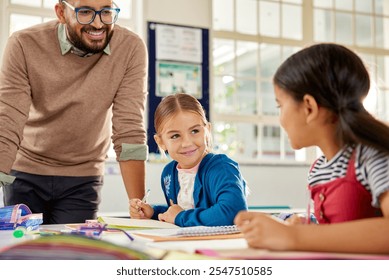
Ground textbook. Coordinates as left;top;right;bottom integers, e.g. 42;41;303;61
97;216;179;230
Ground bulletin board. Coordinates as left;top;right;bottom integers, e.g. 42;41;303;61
147;22;210;154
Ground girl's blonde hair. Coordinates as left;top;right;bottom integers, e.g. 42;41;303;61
154;93;212;156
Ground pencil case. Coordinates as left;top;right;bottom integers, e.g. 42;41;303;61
0;204;43;230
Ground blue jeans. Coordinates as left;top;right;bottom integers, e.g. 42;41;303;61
3;170;103;224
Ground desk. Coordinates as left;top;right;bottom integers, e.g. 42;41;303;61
1;224;389;260
141;237;389;260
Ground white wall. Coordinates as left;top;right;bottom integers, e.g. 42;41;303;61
1;160;309;211
99;162;309;214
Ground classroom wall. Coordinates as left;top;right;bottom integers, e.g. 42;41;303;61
98;0;309;214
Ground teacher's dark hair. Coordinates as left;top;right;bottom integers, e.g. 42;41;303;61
273;43;389;155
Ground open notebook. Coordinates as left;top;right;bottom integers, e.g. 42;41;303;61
132;225;243;242
172;225;239;236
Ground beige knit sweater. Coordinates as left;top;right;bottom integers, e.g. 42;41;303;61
0;20;148;176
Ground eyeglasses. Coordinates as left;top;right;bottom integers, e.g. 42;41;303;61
62;1;120;25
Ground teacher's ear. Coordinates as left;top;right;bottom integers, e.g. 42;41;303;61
55;2;66;24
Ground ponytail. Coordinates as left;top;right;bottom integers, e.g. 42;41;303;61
338;107;389;155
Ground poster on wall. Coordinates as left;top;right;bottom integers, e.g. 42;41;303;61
155;23;202;64
147;22;209;154
156;61;202;98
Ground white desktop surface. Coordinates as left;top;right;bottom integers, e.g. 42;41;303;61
145;238;248;253
1;223;389;260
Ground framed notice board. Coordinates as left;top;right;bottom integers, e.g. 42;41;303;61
147;22;210;154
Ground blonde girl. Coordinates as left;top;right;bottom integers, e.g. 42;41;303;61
131;93;248;226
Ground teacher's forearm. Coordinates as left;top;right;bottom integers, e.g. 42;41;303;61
119;160;146;200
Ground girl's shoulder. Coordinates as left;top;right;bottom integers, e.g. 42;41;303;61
310;144;387;171
355;144;389;207
356;144;389;166
199;153;242;177
201;153;238;166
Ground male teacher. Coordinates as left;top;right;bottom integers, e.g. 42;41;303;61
0;0;148;224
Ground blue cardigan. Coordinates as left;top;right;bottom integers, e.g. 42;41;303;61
152;153;248;227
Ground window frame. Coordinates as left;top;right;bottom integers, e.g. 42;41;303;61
211;0;389;165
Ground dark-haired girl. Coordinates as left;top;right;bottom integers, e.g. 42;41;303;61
235;43;389;254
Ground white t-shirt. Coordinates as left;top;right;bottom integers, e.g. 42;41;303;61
176;163;200;210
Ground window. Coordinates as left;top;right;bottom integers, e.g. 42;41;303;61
212;0;389;164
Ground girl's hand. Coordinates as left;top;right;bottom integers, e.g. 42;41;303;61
129;199;154;219
158;200;183;224
234;211;298;251
285;214;305;225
